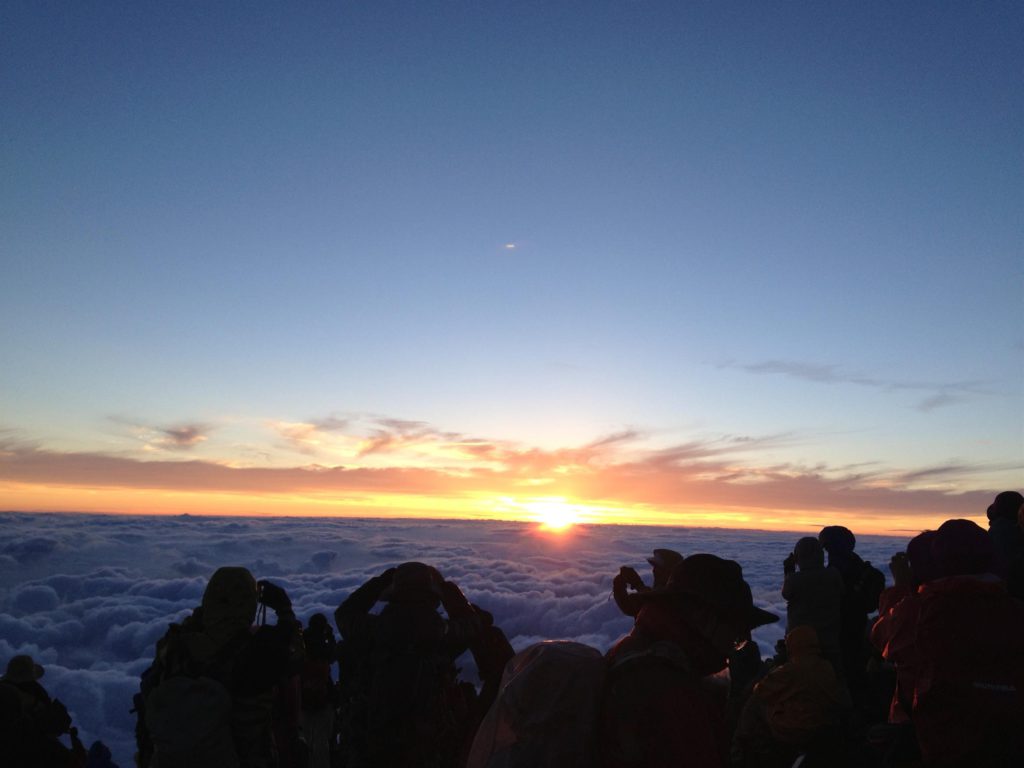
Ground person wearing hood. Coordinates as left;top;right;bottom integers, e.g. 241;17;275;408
870;529;938;727
601;554;778;768
137;567;302;768
734;626;850;767
987;490;1024;599
875;519;1024;765
612;548;684;617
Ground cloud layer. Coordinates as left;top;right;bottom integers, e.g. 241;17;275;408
0;419;1003;532
0;512;909;766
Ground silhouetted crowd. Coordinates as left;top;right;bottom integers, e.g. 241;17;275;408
3;490;1023;768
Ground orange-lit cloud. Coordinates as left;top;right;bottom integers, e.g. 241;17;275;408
271;416;351;454
0;421;1008;534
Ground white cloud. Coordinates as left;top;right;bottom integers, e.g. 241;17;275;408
0;512;907;767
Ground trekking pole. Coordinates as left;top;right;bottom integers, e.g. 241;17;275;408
257;581;268;626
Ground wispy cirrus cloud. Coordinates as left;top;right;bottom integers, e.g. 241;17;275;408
154;424;211;449
270;416;351;454
720;359;989;411
269;415;497;462
109;418;213;451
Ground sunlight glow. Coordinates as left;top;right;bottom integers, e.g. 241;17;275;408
525;497;583;531
0;480;981;536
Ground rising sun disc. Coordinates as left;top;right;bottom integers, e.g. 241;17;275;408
529;499;581;531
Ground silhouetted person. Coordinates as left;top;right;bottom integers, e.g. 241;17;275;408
874;520;1024;766
334;562;507;768
870;529;936;728
734;626;849;768
136;566;302;768
0;654;86;768
466;640;606;768
781;536;843;676
601;554;778;768
84;740;120;768
612;548;683;617
819;525;883;708
301;613;338;768
987;490;1024;599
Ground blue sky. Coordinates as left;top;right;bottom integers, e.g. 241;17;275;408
1;1;1021;528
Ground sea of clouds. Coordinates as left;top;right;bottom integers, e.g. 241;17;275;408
0;512;908;766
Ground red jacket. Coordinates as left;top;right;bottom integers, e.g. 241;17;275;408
874;575;1024;764
601;602;730;768
870;583;918;723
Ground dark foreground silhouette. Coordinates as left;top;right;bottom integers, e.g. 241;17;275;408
3;492;1023;768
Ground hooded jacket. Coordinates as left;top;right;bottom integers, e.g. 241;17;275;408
752;626;848;744
877;574;1024;763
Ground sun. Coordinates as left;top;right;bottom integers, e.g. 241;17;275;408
527;498;582;532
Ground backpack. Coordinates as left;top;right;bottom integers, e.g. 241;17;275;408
363;642;469;766
138;628;242;768
853;561;886;615
467;641;606;768
342;604;474;768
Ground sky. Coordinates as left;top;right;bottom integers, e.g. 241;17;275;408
0;512;908;765
1;1;1021;534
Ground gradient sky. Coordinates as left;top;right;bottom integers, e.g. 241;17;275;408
1;1;1021;533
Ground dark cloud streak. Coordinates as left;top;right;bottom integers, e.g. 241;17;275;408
722;359;989;411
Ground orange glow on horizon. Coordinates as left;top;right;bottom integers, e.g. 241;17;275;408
0;480;986;538
522;497;583;531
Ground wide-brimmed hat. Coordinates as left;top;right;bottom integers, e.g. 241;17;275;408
2;654;44;683
643;553;778;631
647;548;684;570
